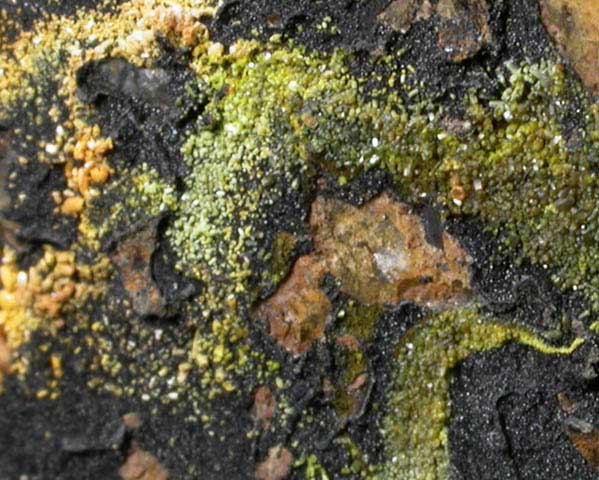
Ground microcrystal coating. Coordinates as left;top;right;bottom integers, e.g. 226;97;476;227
0;1;599;479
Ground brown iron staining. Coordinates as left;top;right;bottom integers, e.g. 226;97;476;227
252;385;277;430
558;391;599;471
112;220;166;318
256;255;330;357
378;0;490;62
377;0;431;34
255;445;294;480
119;442;169;480
565;418;599;471
436;0;491;62
257;193;472;356
312;193;472;307
539;0;599;97
568;430;599;470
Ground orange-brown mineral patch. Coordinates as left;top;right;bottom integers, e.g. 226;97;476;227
558;393;599;469
257;193;471;356
252;385;276;430
436;0;491;63
112;220;166;318
568;429;599;470
152;5;210;48
54;123;114;218
540;0;599;97
0;246;110;380
311;193;471;307
256;255;330;356
119;442;169;480
255;445;294;480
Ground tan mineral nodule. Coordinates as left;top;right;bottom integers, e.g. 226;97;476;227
568;430;599;470
377;0;490;62
311;193;472;307
252;385;277;430
540;0;599;97
377;0;423;34
112;220;166;318
256;255;330;357
436;0;491;62
255;445;294;480
119;443;169;480
257;193;472;356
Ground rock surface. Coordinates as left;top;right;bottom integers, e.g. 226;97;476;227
378;0;491;61
258;193;472;356
540;0;599;97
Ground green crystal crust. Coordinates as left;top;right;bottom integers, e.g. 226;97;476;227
167;42;599;314
379;307;583;479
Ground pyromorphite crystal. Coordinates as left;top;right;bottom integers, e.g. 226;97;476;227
162;37;599;400
257;193;471;356
1;3;598;477
379;307;584;479
166;37;599;316
81;163;177;249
